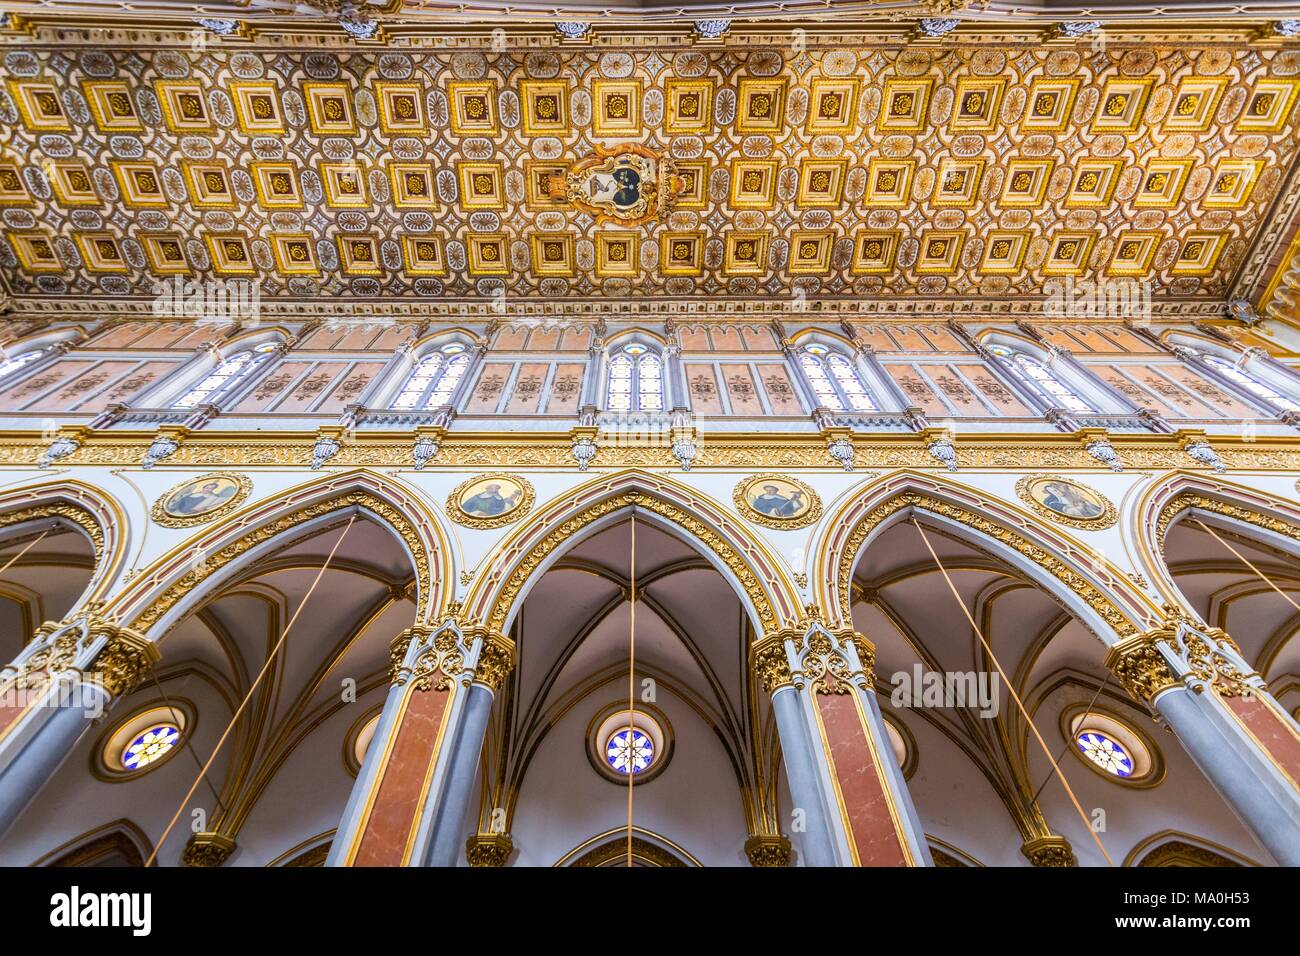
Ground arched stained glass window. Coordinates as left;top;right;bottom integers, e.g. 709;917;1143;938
988;345;1095;414
174;343;278;409
0;348;49;382
605;344;664;412
1200;354;1300;413
1076;730;1134;778
799;345;877;412
391;344;470;410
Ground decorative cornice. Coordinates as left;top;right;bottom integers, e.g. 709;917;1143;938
2;429;1298;474
88;626;160;697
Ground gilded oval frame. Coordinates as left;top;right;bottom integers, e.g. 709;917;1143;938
150;472;254;529
1014;474;1117;531
733;473;823;530
446;472;535;529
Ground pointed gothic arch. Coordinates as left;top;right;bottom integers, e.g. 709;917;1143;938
1135;471;1300;613
0;478;128;610
812;471;1157;644
104;470;452;639
460;470;802;641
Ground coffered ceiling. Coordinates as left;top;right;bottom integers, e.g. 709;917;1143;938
1;21;1299;308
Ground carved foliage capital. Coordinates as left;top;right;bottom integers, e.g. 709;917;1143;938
744;834;792;867
1021;836;1077;868
465;833;513;867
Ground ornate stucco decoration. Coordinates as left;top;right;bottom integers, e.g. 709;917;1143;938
445;473;535;530
4;606;159;698
1104;607;1260;704
127;490;433;635
484;488;783;637
390;624;464;691
549;144;685;227
390;621;515;692
1155;491;1300;549
732;473;823;530
1014;474;1119;531
0;500;104;560
751;614;875;696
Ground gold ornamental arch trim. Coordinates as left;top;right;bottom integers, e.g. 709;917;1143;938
827;488;1145;640
465;472;799;638
119;481;445;637
1153;487;1300;551
0;478;127;604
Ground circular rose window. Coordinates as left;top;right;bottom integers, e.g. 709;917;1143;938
586;702;673;785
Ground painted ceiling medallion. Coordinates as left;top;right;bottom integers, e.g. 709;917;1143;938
548;144;686;227
1014;474;1118;530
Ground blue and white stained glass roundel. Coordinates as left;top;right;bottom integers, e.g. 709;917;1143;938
122;724;180;771
606;728;654;775
1076;730;1133;777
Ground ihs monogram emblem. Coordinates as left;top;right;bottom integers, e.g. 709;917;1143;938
547;143;686;227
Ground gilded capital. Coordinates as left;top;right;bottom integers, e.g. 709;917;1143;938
469;629;516;692
88;626;160;698
1103;630;1179;706
466;833;513;867
182;832;236;867
744;834;792;867
750;634;792;695
1021;835;1076;867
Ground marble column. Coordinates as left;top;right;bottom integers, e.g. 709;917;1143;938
1107;615;1300;866
326;622;513;867
752;619;933;867
0;614;159;839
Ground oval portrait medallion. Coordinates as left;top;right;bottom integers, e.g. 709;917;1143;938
733;474;822;529
1015;475;1117;530
151;473;253;528
447;473;535;529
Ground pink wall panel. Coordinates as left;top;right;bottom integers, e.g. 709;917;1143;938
492;326;529;351
721;363;764;415
316;362;384;413
684;364;724;414
954;364;1032;416
711;327;744;351
741;326;778;350
465;363;513;413
526;327;561;352
547;363;585;414
925;366;982;414
0;360;86;409
885;365;947;416
758;365;803;415
504;363;547;414
229;361;311;413
29;361;136;412
678;329;711;352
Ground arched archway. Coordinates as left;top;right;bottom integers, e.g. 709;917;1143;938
0;480;127;661
457;473;805;866
1138;472;1300;714
461;469;802;639
813;471;1157;642
1;472;452;868
104;469;452;639
815;472;1258;867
